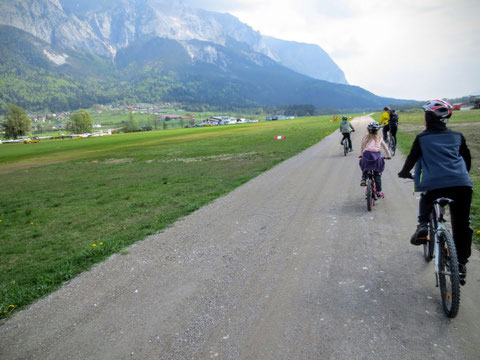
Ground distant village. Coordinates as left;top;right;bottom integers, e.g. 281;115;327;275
25;103;296;131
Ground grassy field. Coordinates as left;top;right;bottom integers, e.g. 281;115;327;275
0;116;343;319
376;109;480;247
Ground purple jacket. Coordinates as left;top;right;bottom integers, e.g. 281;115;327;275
359;150;385;173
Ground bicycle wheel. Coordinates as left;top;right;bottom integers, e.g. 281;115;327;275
423;212;436;262
366;179;373;211
438;229;460;318
390;136;396;156
344;140;348;156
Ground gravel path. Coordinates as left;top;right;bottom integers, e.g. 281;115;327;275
1;115;479;360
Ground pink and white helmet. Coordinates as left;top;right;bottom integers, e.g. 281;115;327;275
422;99;453;122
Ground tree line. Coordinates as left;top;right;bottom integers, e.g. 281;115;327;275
1;104;95;139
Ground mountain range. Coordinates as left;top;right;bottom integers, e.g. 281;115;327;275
0;0;413;112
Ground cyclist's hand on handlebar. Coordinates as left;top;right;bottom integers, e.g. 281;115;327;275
386;157;391;160
398;171;413;179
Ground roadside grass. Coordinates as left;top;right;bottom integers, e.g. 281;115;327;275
0;116;339;319
394;109;480;247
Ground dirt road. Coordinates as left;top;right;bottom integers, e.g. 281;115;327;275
1;115;479;359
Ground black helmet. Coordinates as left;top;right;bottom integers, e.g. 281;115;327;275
342;116;348;121
367;121;381;132
383;106;390;111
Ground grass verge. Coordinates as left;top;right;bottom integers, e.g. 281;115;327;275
0;116;340;320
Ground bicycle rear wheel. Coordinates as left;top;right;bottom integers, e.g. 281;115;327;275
344;141;348;156
366;179;373;211
390;136;396;156
438;229;460;318
423;212;436;262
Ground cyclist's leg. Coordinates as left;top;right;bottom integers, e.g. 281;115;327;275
390;125;398;143
360;170;367;186
341;133;347;145
418;190;440;223
382;125;389;142
411;190;438;244
374;171;382;192
446;186;473;265
346;133;352;149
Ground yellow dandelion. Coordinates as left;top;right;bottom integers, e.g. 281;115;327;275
30;222;34;225
477;230;480;234
92;243;97;247
99;242;103;246
9;305;15;308
0;219;3;222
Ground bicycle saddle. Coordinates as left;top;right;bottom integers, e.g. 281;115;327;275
434;197;454;207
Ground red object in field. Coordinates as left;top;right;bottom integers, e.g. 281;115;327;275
274;136;286;140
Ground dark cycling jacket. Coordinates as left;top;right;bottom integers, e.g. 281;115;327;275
399;123;472;192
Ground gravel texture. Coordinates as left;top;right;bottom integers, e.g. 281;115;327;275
1;116;479;360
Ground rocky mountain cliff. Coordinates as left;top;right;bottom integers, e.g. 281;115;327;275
0;0;411;112
0;0;347;84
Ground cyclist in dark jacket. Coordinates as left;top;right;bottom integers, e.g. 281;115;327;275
389;109;399;144
398;99;473;284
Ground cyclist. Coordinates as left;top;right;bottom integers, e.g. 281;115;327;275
389;109;399;145
397;99;473;284
339;115;355;152
379;106;390;142
359;121;391;198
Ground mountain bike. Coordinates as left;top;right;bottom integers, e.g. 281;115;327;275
361;156;388;211
341;131;353;156
386;131;396;156
423;197;461;318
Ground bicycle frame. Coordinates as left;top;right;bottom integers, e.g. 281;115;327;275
366;171;377;195
365;170;378;211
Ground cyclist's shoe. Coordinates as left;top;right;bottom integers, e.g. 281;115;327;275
349;148;354;152
377;192;384;198
340;140;344;145
360;178;366;186
410;223;428;245
459;263;467;286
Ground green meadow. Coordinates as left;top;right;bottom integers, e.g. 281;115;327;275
0;116;340;319
377;110;480;246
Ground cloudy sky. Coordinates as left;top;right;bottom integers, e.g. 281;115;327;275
184;0;480;101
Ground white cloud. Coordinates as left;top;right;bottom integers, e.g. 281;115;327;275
185;0;480;100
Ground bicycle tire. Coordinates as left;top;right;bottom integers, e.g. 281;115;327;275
344;140;348;156
438;229;460;318
366;179;373;211
390;136;396;156
423;212;435;262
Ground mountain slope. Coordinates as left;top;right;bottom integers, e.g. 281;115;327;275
263;36;348;85
0;0;348;85
0;0;414;112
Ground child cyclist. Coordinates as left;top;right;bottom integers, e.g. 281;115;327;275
359;121;391;198
339;115;355;152
398;99;472;285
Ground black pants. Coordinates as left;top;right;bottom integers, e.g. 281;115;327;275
341;132;352;149
389;124;397;143
382;124;390;142
418;186;473;264
362;171;382;192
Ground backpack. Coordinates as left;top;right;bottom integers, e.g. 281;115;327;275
389;111;399;126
